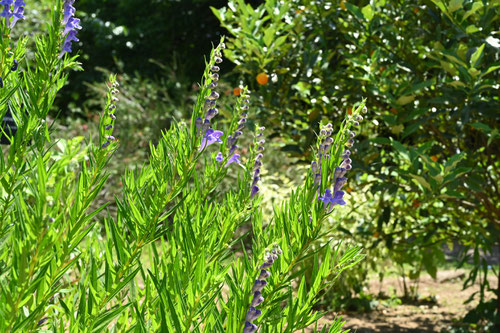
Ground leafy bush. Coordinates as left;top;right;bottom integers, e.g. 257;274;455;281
214;0;500;326
1;1;367;331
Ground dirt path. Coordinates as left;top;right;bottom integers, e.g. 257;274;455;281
310;269;498;332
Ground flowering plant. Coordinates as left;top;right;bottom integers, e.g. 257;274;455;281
0;1;365;332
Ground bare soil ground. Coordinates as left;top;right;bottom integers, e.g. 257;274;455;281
310;269;498;332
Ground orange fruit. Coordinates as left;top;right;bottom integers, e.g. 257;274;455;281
346;187;352;193
347;107;353;115
233;87;242;96
373;232;380;238
431;155;438;162
256;72;269;85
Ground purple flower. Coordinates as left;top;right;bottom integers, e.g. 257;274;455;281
225;153;240;167
206;108;218;120
333;177;347;193
251;291;264;306
228;144;238;155
0;0;13;19
62;0;75;25
258;270;270;279
208;91;219;100
215;152;223;163
9;0;24;28
319;189;346;211
246;307;262;322
60;0;81;56
250;185;259;198
195;117;202;132
252;280;267;293
63;17;81;36
199;128;223;151
62;30;79;53
333;167;346;180
243;322;258;333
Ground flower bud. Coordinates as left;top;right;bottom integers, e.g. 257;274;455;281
215;57;223;64
195;117;203;131
258;270;271;279
105;124;113;130
252;280;267;293
211;66;220;72
206;108;218;120
251;292;264;306
210;82;218;89
11;59;18;71
356;115;364;122
109;113;116;120
246;307;262;322
211;73;219;81
208;91;220;100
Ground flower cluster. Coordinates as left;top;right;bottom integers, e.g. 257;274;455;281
318;108;365;212
243;244;282;333
197;42;226;152
101;80;119;149
60;0;81;56
251;127;265;198
0;1;25;29
215;89;250;167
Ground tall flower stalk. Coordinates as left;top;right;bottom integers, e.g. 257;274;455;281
60;0;81;56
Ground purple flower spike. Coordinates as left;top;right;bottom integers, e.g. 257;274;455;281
63;0;75;25
251;291;264;306
225;153;240;167
60;0;81;56
246;307;262;322
251;185;259;198
243;322;258;333
199;129;224;151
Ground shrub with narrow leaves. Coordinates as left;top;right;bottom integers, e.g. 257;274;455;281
0;1;366;332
